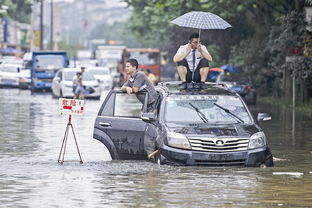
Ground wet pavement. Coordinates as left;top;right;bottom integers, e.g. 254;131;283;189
0;88;311;208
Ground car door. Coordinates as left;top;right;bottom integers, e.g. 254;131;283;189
94;90;148;160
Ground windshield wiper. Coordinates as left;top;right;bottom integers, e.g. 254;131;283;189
214;103;244;123
189;102;209;124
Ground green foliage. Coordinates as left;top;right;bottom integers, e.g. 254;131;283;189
0;0;32;23
90;22;141;48
58;41;83;58
123;0;297;60
266;11;311;74
124;0;311;99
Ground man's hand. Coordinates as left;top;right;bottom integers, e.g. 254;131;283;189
197;43;202;52
126;87;133;94
185;43;192;54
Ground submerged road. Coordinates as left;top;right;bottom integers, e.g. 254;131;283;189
0;88;311;207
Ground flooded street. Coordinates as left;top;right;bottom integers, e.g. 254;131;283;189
0;88;312;208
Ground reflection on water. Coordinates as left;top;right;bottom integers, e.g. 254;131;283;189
0;89;312;207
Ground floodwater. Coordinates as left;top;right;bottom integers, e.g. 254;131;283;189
0;88;311;208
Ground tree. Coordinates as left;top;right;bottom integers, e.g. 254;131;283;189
89;22;141;48
124;0;312;101
0;0;32;23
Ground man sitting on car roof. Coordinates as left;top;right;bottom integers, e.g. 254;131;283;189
173;33;213;89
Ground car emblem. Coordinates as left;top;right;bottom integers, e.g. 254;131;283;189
215;140;224;146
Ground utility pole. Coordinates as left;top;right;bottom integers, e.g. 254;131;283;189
50;0;54;50
40;0;44;50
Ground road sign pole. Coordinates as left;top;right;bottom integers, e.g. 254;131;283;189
57;114;83;164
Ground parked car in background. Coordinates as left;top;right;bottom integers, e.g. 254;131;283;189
88;67;113;90
51;68;101;99
0;63;22;87
93;81;273;167
216;72;257;105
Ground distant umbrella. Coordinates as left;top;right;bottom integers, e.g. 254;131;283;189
220;65;239;73
209;67;224;72
171;11;232;39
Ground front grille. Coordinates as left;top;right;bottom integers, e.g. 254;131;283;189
194;159;246;167
39;78;52;82
188;137;249;152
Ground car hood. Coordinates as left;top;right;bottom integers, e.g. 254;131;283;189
94;75;111;80
165;122;261;137
20;70;30;78
0;72;20;78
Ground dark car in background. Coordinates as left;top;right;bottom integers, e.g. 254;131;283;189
93;81;273;167
216;72;257;105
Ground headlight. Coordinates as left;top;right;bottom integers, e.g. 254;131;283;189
248;132;267;149
167;132;191;149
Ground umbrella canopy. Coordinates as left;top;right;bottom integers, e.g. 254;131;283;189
171;11;232;30
209;67;224;72
208;71;221;81
220;65;239;73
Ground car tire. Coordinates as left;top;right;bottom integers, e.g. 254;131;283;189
52;91;58;98
154;151;164;165
264;155;274;167
30;85;37;93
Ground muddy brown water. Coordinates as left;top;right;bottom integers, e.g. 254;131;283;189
0;89;311;207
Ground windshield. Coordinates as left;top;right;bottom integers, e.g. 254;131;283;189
0;65;20;72
128;51;159;65
165;95;252;124
35;55;64;71
63;71;95;81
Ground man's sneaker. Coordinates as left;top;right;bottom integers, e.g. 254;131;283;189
180;82;187;90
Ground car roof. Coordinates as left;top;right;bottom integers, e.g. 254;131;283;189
157;81;236;97
61;67;80;72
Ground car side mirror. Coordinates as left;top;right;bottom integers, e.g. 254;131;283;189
17;67;20;72
141;112;155;122
257;113;271;122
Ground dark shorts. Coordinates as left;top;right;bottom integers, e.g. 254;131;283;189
177;59;209;82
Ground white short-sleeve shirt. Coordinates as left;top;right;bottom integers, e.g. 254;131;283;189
175;43;209;71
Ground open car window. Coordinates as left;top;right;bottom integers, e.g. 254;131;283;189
99;91;148;118
114;93;143;118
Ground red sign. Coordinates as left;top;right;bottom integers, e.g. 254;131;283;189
59;98;84;115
